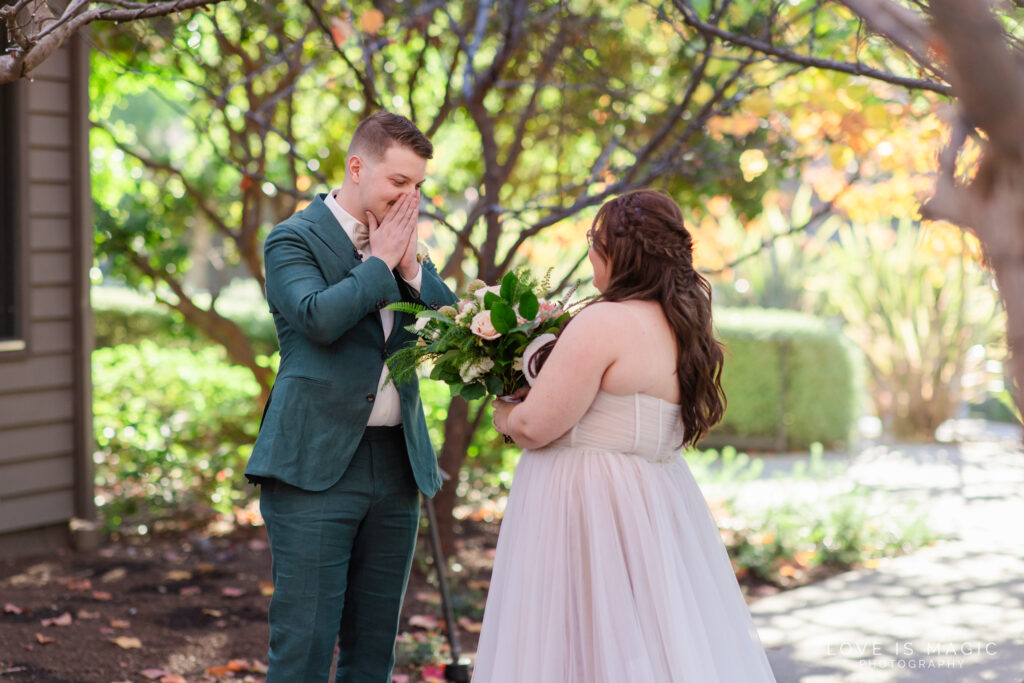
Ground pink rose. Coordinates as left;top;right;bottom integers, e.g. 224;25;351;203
537;299;561;319
470;309;502;340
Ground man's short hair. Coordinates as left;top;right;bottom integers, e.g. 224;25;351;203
349;111;433;161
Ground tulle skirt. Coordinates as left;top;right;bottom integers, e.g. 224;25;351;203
471;446;776;683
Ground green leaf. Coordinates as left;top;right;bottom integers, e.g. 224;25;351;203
485;374;505;395
490;301;517;334
459;383;487;401
500;271;517;302
519;291;539;320
484;292;502;310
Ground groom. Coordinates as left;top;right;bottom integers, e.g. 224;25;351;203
246;111;457;682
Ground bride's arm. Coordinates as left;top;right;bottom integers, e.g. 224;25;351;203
493;303;619;449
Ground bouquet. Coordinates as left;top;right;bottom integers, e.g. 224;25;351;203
386;269;580;401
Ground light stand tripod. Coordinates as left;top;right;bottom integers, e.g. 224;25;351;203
422;485;471;682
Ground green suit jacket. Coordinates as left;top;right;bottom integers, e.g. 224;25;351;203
245;194;457;496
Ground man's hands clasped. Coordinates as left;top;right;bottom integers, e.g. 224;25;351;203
366;191;421;280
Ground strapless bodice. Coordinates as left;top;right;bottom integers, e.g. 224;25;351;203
543;390;685;463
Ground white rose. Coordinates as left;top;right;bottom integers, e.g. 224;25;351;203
459;356;495;382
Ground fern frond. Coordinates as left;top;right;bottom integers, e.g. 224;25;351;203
385;302;430;315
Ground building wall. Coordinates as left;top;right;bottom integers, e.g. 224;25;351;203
0;37;93;556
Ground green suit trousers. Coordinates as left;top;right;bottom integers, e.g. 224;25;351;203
259;426;419;682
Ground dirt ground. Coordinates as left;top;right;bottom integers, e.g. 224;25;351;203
0;520;495;683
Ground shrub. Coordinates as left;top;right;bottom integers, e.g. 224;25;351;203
708;307;862;451
816;220;1004;438
92;341;262;532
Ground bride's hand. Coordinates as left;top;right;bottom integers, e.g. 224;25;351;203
492;398;515;436
509;387;530;402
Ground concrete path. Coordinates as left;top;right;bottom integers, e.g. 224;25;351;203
743;423;1024;682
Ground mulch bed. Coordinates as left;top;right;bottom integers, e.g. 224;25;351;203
0;521;495;683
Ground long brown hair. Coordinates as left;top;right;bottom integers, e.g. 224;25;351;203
532;189;725;446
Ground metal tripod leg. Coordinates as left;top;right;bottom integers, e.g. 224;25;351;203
423;494;471;682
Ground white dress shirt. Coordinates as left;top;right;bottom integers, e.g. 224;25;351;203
324;189;422;426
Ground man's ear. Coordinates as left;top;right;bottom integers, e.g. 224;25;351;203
347;155;363;183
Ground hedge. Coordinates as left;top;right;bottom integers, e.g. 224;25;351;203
708;307;862;451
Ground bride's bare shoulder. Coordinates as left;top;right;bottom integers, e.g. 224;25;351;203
558;301;637;347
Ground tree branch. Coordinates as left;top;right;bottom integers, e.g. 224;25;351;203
671;0;952;94
0;0;224;83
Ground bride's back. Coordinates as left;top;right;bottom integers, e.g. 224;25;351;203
593;299;681;405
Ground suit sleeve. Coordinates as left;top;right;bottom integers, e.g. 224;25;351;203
264;224;402;345
413;259;459;309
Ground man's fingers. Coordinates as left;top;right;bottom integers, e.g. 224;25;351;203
366;210;379;233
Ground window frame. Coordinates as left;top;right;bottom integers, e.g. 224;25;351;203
0;28;28;356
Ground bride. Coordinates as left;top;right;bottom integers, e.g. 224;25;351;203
474;190;776;682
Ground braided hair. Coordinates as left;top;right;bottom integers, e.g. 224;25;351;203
533;189;725;447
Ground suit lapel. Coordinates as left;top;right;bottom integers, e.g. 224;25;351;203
306;194;364;270
304;194;386;342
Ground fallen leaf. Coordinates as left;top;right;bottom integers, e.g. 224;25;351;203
76;609;100;620
194;562;215;574
110;636;142;649
164;570;192;582
407;614;439;629
221;587;244;598
140;669;172;680
391;675;410;683
179;586;201;596
229;659;250;671
251;660;268;674
206;665;232;677
415;591;441;605
67;579;92;591
4;603;24;615
41;612;72;627
159;675;186;683
457;616;482;633
35;632;56;644
202;608;223;618
92;591;113;601
101;567;127;583
259;581;274;596
110;619;131;629
101;627;116;635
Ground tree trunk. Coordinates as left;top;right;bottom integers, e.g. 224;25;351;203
434;397;474;556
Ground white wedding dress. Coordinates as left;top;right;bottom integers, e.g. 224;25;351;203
472;391;777;683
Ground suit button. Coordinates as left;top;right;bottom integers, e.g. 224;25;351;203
377;299;388;310
366;393;375;403
429;302;439;310
353;248;363;261
381;349;390;361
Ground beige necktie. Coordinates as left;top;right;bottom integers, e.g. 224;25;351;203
351;221;370;252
